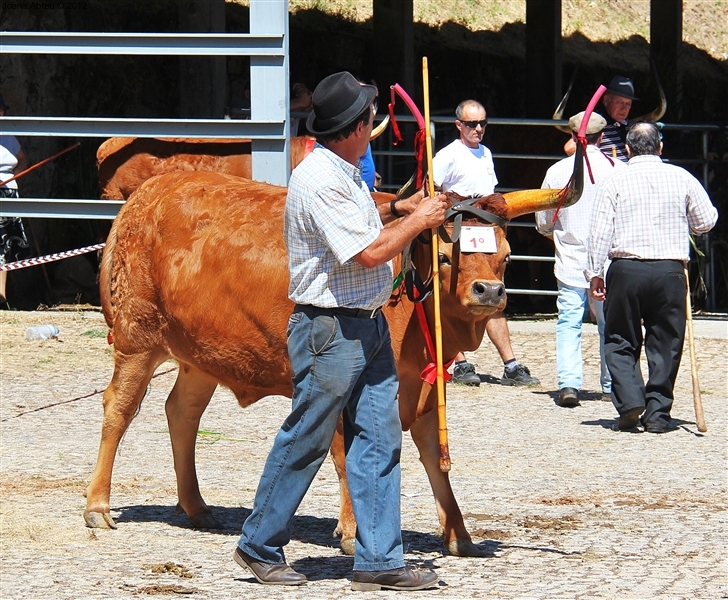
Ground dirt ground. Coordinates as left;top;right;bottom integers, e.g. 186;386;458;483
1;309;726;599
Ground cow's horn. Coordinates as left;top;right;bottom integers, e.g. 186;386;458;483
371;114;390;140
631;58;667;123
552;65;580;134
502;141;584;219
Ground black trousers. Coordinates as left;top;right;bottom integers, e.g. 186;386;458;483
603;259;686;426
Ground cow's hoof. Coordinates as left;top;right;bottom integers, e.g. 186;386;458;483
447;538;489;557
188;512;224;529
176;504;224;529
339;537;355;556
84;510;117;529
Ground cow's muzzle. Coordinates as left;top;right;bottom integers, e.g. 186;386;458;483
471;281;506;306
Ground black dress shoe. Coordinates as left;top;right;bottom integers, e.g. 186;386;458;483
617;407;644;431
557;387;579;407
643;420;671;434
351;566;439;591
233;547;306;585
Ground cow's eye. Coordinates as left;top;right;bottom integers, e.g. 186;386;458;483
504;255;511;265
439;253;451;266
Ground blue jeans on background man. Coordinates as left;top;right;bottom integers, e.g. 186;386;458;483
238;305;405;572
556;282;611;393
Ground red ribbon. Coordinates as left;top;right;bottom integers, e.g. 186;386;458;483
411;287;455;384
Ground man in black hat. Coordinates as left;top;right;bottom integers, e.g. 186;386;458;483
564;75;637;162
233;71;448;591
598;75;637;162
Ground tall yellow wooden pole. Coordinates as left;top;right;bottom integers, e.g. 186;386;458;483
422;57;450;472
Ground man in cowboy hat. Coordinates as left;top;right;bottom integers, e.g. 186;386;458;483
234;71;448;591
598;75;638;162
564;75;638;162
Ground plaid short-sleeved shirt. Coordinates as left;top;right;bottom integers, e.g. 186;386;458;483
586;155;718;280
284;144;393;310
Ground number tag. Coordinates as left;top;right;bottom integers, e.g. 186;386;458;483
460;226;498;253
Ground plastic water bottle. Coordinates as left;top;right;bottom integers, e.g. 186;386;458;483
25;325;60;340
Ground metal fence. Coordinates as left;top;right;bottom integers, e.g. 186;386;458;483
370;114;724;309
0;21;723;310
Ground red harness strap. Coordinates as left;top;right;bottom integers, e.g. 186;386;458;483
411;287;455;384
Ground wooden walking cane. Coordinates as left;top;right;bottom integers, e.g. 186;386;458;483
684;261;707;432
422;57;450;472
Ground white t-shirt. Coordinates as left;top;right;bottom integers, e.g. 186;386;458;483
432;138;498;196
536;145;625;288
0;135;21;189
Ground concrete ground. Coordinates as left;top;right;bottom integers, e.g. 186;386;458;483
0;310;726;599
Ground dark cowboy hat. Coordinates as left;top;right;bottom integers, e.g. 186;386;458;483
306;72;376;135
605;75;638;100
0;93;9;110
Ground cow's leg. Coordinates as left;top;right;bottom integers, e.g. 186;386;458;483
330;416;356;555
164;362;221;529
409;408;488;557
85;350;164;529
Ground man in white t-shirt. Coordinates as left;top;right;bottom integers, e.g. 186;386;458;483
432;99;539;387
537;111;625;407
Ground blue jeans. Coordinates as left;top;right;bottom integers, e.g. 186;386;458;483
238;305;404;572
556;282;611;393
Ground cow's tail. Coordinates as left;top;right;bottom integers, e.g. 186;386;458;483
99;218;118;330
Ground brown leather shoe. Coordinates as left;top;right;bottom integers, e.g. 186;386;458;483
233;547;306;586
557;387;579;407
617;407;644;431
351;566;439;591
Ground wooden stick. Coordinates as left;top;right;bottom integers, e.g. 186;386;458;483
684;262;707;432
422;57;450;472
0;142;80;187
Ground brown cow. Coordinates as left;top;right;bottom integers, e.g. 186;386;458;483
97;114;389;200
85;162;582;557
96;136;314;200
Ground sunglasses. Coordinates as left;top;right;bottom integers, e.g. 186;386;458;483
458;118;488;129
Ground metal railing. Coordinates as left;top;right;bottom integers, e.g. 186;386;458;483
371;114;724;309
0;0;291;194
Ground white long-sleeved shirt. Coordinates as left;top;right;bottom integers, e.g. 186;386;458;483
586;154;718;280
537;145;625;288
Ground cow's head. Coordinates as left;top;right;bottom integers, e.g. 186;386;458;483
403;146;584;321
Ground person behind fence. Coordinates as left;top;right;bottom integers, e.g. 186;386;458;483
536;111;625;407
234;71;448;591
432;98;539;387
564;75;637;162
0;92;30;304
586;123;718;433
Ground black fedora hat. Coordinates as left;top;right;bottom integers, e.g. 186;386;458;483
306;72;376;135
605;75;638;100
0;93;9;110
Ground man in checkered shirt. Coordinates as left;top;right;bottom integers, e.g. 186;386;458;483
235;72;448;591
586;123;718;434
